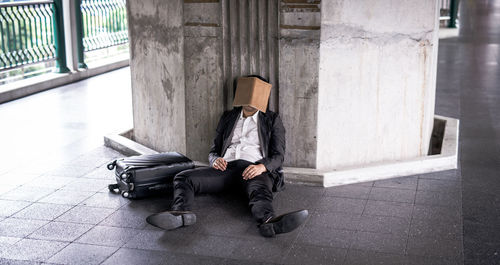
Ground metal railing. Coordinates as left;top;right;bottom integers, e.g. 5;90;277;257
0;0;128;75
0;0;68;72
440;0;459;28
79;0;128;52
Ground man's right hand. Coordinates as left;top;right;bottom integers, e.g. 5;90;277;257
213;158;227;171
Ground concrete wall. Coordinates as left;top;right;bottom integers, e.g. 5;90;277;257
127;0;439;171
316;0;439;170
127;0;186;153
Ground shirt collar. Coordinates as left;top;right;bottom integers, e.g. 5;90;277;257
240;109;259;123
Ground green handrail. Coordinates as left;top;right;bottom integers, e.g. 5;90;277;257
0;0;68;73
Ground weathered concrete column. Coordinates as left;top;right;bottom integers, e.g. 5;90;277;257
316;0;439;170
127;0;187;154
124;0;447;186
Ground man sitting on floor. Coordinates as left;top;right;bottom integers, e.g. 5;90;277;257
146;75;308;237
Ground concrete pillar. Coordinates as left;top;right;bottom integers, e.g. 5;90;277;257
126;0;440;174
127;0;186;154
316;0;439;170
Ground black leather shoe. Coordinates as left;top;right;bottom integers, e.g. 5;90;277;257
146;211;196;230
259;209;308;237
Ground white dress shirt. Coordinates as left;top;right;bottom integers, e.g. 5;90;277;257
223;110;263;163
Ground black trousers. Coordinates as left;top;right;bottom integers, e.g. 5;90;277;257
172;160;274;224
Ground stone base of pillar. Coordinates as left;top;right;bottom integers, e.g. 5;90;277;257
104;115;458;187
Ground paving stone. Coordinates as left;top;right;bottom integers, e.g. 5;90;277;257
0;185;18;197
0;200;31;217
415;190;461;208
55;206;115;225
405;255;461;265
373;176;418;190
305;212;360;230
295;226;354;249
99;209;149;229
0;173;38;187
124;229;196;252
0;238;67;262
62;179;113;192
355;215;411;235
344;249;407;265
80;192;129;209
81;166;115;180
21;175;75;189
0;258;39;265
231;237;294;264
38;190;95;205
174;234;243;259
282;244;347;265
412;205;462;222
315;197;366;214
76;226;141;247
0;218;48;238
43;165;96;178
121;197;173;214
363;200;413;219
351;231;407;254
406;236;463;259
368;187;416;203
28;221;93;242
409;218;462;241
12;203;73;221
47;243;118;265
417;178;461;192
0;186;56;202
101;248;225;265
196;206;255;237
323;184;372;199
419;170;460;181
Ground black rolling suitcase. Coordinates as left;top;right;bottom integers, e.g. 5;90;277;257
107;152;195;199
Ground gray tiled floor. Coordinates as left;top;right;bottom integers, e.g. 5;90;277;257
0;0;499;263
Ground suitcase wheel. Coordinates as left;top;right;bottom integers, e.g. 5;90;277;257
107;161;116;170
121;191;129;198
108;184;120;193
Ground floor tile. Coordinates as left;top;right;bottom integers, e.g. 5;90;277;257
419;170;459;181
62;179;113;192
295;226;354;249
0;186;56;202
373;177;418;190
124;229;196;252
0;218;48;238
38;190;95;205
417;178;461;192
99;209;149;229
43;165;96;178
282;244;347;265
231;237;294;264
81;166;115;180
344;249;407;265
28;221;93;242
415;190;461;208
55;206;115;225
305;212;360;230
76;226;141;247
47;243;118;265
355;215;411;235
0;200;31;217
406;236;463;259
80;192;129;209
351;231;407;255
412;205;462;222
0;238;68;262
315;197;366;214
363;200;413;219
324;184;372;199
409;218;462;240
101;248;225;265
12;203;73;221
369;187;416;204
22;175;75;189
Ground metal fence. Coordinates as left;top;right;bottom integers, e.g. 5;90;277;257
440;0;459;28
0;0;67;72
80;0;128;52
0;0;128;73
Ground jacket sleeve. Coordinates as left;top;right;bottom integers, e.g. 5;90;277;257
208;111;227;167
257;113;286;172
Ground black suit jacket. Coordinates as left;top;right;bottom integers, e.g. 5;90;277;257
208;107;286;192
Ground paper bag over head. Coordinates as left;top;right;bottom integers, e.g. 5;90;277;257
233;77;272;113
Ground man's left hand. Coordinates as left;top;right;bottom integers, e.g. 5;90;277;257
242;164;267;180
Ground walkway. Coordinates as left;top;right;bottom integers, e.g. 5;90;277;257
0;0;498;264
